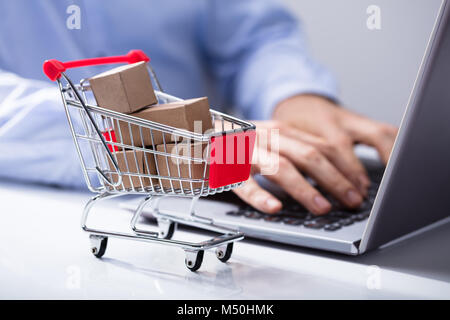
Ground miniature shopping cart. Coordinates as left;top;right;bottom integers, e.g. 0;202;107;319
43;50;256;271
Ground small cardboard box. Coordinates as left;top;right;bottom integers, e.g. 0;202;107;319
155;142;209;190
117;97;213;147
107;149;157;190
89;61;158;114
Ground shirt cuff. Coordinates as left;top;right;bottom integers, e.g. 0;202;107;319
254;77;339;120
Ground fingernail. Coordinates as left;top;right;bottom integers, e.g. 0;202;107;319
265;198;281;211
254;195;266;207
356;181;368;198
357;175;370;197
313;195;331;212
346;189;363;206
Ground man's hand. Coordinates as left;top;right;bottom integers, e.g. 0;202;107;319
233;94;398;215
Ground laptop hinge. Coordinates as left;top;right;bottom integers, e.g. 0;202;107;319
351;240;361;255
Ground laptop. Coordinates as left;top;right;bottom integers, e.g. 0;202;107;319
121;0;450;255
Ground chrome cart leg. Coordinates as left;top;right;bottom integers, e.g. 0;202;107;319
82;193;122;259
188;196;213;224
184;250;204;272
81;192;122;232
188;196;199;216
130;195;159;238
156;217;177;240
133;196;177;239
130;195;176;239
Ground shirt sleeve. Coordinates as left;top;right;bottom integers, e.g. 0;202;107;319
201;0;339;120
0;69;86;189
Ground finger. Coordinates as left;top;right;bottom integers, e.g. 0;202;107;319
276;125;370;196
340;111;398;165
233;176;282;214
278;137;363;208
255;153;332;215
326;134;371;196
364;125;398;164
376;130;398;164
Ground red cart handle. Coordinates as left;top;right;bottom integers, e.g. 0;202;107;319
43;49;150;81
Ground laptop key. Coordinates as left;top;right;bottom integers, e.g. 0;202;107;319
280;210;308;219
360;211;370;219
304;220;326;229
244;211;262;219
226;210;243;217
339;218;354;226
359;201;373;211
289;206;308;213
352;212;370;221
282;217;304;226
314;217;341;224
324;223;341;231
329;211;352;219
264;215;282;223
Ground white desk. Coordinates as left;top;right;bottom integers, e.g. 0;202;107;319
1;180;449;299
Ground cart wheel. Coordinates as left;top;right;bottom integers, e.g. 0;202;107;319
185;250;204;272
159;221;176;240
216;243;233;263
90;235;108;258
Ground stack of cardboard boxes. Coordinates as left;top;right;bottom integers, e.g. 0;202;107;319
89;61;212;190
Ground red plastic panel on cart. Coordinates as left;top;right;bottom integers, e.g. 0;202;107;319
102;129;119;152
209;131;256;189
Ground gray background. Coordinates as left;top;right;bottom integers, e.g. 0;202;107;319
281;0;442;125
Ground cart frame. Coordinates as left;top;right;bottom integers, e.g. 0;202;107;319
43;50;256;271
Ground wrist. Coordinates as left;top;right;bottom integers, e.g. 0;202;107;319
272;94;335;120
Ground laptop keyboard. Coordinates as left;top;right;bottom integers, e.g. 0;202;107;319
225;166;384;232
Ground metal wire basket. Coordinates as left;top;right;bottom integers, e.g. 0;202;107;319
43;50;256;271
